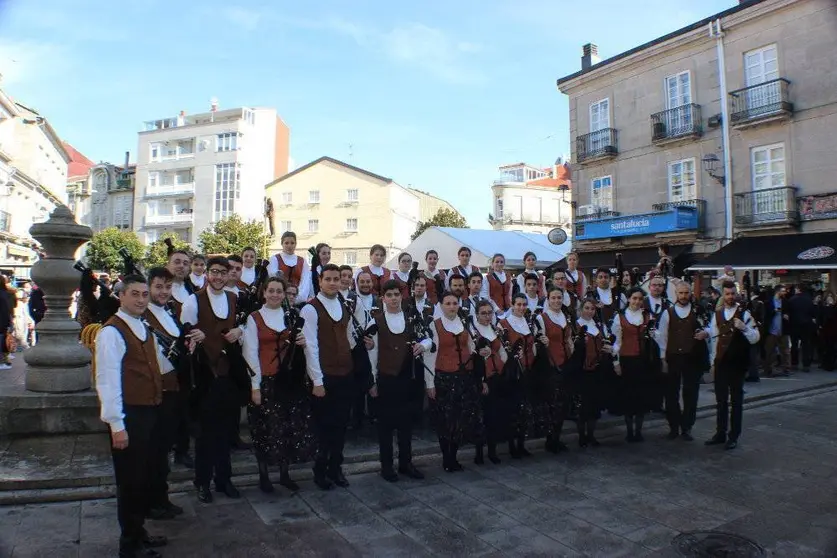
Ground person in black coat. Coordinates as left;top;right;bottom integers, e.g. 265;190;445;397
762;285;791;377
28;286;46;325
787;288;818;372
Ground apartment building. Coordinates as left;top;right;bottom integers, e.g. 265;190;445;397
68;151;136;233
488;160;573;236
556;0;837;285
264;156;458;266
134;103;289;245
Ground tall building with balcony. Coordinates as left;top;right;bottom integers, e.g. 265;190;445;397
488;160;573;236
556;0;837;287
134;103;290;245
67;151;136;233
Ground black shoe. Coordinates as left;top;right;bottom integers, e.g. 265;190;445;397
146;507;176;521
517;439;532;457
705;434;726;446
509;441;522;459
725;439;738;450
634;433;644;443
681;430;694;442
174;452;195;469
215;482;241;499
141;534;168;548
381;468;399;483
328;470;350;488
578;434;588;448
627;434;638;443
544;437;559;454
119;547;161;558
196;485;213;503
231;438;252;451
474;445;485;465
278;474;300;492
588;436;600;447
259;474;274;493
398;463;425;480
487;445;501;464
555;441;569;453
666;430;679;440
450;460;464;472
163;501;183;516
313;473;334;491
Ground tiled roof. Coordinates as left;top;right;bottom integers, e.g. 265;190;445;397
63;142;95;178
526;163;571;189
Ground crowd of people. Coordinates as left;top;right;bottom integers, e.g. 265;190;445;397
79;232;836;558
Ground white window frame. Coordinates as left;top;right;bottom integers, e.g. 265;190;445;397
496;197;504;218
281;192;292;204
280;220;292;233
589;98;610;132
148;172;159;188
744;44;779;87
309;190;320;203
344;251;357;266
590;175;613;212
345;218;358;232
751;143;786;191
667;158;697;202
346;188;359;202
588;98;611;152
216;132;239;152
150;143;160;161
664;71;692;109
213;163;240;221
308;219;319;233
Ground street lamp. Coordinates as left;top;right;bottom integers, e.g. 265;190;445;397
558;184;577;209
702;153;725;185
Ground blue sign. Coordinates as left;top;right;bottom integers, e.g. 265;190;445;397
574;207;698;240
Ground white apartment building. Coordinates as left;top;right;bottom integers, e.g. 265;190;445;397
0;87;69;276
134;103;290;245
488;159;573;236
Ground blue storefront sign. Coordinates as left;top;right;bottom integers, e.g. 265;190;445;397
574;206;699;241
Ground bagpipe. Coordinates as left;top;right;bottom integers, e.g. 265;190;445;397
74;260;120;333
308;246;321;296
119;247;144;277
338;291;378;390
586;285;616;363
276;300;307;391
456;304;488;382
524;307;557;399
721;271;759;371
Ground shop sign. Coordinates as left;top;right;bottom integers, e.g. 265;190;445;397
574;206;698;241
798;193;837;221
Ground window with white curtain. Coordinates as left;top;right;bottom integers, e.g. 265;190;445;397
668;159;696;202
591;176;613;211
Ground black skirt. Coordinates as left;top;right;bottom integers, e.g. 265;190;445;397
430;371;484;445
483;373;514;442
618;356;656;415
247;375;317;466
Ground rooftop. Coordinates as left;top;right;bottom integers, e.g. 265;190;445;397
63;143;95;179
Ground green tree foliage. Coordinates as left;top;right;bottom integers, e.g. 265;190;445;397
144;232;192;269
198;215;270;257
411;208;468;240
85;228;145;274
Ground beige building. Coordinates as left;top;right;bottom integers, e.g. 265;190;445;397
264;156;457;266
556;0;837;286
68;153;136;234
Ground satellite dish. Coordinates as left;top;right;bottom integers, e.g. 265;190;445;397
547;227;568;245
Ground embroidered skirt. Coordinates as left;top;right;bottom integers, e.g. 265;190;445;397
430;371;484;446
247;375;317;466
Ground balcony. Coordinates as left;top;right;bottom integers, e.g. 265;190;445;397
576;209;621;223
729;78;793;128
146;182;195;198
651;104;702;145
0;210;10;233
574;203;701;241
734;186;799;227
576;128;618;164
146;209;194;227
651;199;707;233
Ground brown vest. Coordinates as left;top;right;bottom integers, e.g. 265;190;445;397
311;297;353;376
169;299;183;322
142;309;179;392
666;306;697;356
196;289;236;376
500;319;535;369
276;254;303;287
432;319;473;374
618;314;648;358
361;266;391;297
542;314;568;366
373;310;410;376
252;311;289;378
487;273;511;312
105;315;163;405
424;270;445;305
714;308;743;364
583;331;604;372
481;335;504;378
392;274;410;301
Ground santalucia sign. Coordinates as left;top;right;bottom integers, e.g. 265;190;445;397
610;217;651;233
575;207;698;241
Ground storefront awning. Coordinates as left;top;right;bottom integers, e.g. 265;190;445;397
688;232;837;271
549;245;693;274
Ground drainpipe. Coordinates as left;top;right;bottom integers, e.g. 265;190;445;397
710;19;734;247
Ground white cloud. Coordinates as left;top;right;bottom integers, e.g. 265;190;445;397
223;6;263;31
381;23;483;84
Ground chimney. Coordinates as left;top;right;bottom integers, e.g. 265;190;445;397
124;151;130;169
210;97;218;123
176;110;186;126
581;43;600;70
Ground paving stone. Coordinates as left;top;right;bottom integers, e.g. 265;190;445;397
17;503;80;545
540;514;648;557
381;504;497;557
10;544;79;558
355;534;433;557
345;472;417;513
566;498;660;536
623;523;681;551
479;525;582;557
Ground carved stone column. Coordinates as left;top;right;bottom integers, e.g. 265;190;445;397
24;205;93;393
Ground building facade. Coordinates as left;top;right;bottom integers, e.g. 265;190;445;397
134;104;289;245
68;154;136;233
489;160;573;236
556;0;837;285
265;156;457;266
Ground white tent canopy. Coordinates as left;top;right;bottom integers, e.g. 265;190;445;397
388;227;572;270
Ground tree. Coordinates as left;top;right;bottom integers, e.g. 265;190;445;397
85;228;145;275
411;208;468;240
198;215;270;258
144;232;191;269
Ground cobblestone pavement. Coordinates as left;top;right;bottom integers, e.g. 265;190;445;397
2;391;837;558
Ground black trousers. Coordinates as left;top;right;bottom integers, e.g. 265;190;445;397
791;325;816;368
713;363;745;441
194;376;237;488
174;366;192;455
111;405;159;544
376;374;417;469
665;354;702;433
312;374;355;476
148;391;178;508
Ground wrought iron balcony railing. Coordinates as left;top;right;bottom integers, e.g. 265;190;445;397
652;199;707;233
729;78;793;125
650;104;702;142
734;186;799;226
576;128;618;163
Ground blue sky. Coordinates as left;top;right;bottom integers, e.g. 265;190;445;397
0;0;735;228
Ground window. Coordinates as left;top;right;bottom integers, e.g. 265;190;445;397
665;71;693;131
150;143;160;161
146;231;158;244
308;219;319;233
344;252;357;266
214;163;240;220
217;133;239;152
346;189;359;202
309;190;320;203
280;220;292;233
496;197;504;218
591;176;613;211
346;218;358;231
148;172;158;188
281;192;292;204
751;144;785;190
509;195;523;220
522;197;542;222
668;159;696;202
244;110;255;125
589;99;610;151
744;44;780;110
112;196;132;229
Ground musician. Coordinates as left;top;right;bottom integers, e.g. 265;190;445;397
167;250;193;315
338;265;355;298
564;252;588;299
482;253;512;316
472;299;508;465
551;269;578;316
538;287;573;453
224;255;248;295
704;281;760;450
180;256;244;503
434;275;467;319
654;282;708;441
300;264;373;490
188;254;207;291
423;250;446;305
222;254;253;451
611;288;656;443
367;280;430;482
310;242;331;297
268;232;312;301
406;275;434;321
392;252;413;300
514;252;547;298
645;275;671;413
349;270;378;429
94;274;171;557
575;298;611;447
425;291;483;472
353;244;391;296
241;247;258;286
446;246;481;290
522;275;545;313
286;284;301;309
465;271;493;319
592;268;626;323
242;276;316;493
499;293;537;458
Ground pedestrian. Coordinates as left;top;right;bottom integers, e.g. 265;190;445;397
537;287;573;453
472;299;509;464
762;285;791;377
574;298;612;447
787;287;817;372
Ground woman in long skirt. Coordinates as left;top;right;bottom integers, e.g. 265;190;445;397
574;298;612;447
243;276;316;493
537;287;574;453
498;293;536;458
472;300;509;465
612;287;656;442
425;292;483;472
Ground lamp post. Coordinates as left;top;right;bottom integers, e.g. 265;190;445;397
703;152;733;245
702;153;725;185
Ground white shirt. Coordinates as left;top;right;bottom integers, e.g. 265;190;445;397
565;269;587;293
268;253;312;301
393;270;410;283
542;307;568;329
479;270;506;300
243;306;287;390
241;266;256;286
446;264;476;290
189;273;206;290
647;295;666;315
473;322;508;365
611;307;646;358
180;288;230;326
576;317;601;338
95;309;174;433
524;294;541;313
224;284;241;297
515;269;539;295
368;310;433;380
353;293;377;330
655;303;693;356
171;281;190;304
146;302;180;337
503;313;531;336
424;315;475;389
707;304;760;363
300;293;355;387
